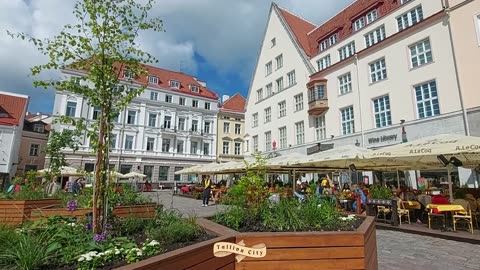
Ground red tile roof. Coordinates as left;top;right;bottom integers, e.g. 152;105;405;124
275;4;317;57
0;92;28;126
220;93;246;113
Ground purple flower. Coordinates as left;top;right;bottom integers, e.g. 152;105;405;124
85;223;92;231
66;200;78;211
93;232;106;243
105;223;112;230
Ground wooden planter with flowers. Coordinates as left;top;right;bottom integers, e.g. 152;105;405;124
30;208;93;222
0;198;62;225
112;204;159;219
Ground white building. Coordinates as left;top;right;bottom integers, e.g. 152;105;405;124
53;65;219;184
0;91;29;186
245;0;480;186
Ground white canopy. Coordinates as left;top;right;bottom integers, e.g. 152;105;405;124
122;172;147;178
265;152;308;168
174;165;203;175
292;145;375;169
38;166;84;176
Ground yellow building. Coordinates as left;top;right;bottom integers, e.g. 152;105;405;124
217;94;246;162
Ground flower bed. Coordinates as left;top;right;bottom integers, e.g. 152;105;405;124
0;198;61;225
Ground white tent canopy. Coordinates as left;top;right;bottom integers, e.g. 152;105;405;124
292;145;374;169
38;166;84;176
265;152;308;168
122;172;147;178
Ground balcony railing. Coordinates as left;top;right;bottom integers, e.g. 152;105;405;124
308;98;329;116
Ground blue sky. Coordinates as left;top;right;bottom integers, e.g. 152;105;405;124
0;0;353;113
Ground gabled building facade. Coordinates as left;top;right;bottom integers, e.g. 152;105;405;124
0;91;29;186
245;0;480;186
53;65;219;183
217;94;246;162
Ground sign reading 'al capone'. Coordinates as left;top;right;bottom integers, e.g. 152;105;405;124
213;240;267;263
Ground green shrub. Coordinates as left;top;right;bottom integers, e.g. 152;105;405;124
213;206;248;231
369;185;393;200
147;209;203;245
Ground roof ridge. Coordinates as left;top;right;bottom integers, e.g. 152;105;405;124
274;3;317;28
307;0;357;35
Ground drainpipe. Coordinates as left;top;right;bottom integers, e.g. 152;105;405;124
354;54;365;146
444;1;471;135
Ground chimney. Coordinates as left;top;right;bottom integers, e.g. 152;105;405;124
222;95;230;103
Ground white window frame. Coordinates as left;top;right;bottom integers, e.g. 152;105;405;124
253;135;258;152
294;94;304;112
29;144;39;156
203;143;210;155
204;102;211;110
266;83;273;97
164;116;172;129
191;119;198;132
165;95;172;103
127;110;136;124
295;121;305;145
397;5;423;31
415;80;440;119
317;55;331;71
204;121;211;133
162;138;170;152
110;134;117;149
265;61;273;76
275;54;283;70
409;39;433;68
192;100;199;108
265;131;272;152
252;113;258;127
190;85;200;93
125;135;134;150
179;97;186;106
146;137;155;151
319;39;328;51
257;88;263;102
340;106;355;135
235;123;241;135
148;76;158;84
169;80;180;89
234;142;241;155
264;107;271;123
33;124;45;133
279;126;287;149
364;25;386;48
223;122;230;133
177;140;184;153
150;91;159;101
278;101;286;118
338;73;352;95
223;141;230;155
373;95;392;128
354;17;365;31
369;58;387;83
366;9;378;24
276;77;284;92
287;70;296;87
148;113;157;127
329;34;337;46
66;101;77;117
315;116;326;141
338;42;356;61
475;14;480;46
178;118;185;131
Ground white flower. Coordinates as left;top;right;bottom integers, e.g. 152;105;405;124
78;256;85;262
148;240;160;246
98;252;104;257
136;251;143;256
115;249;121;255
86;256;92;261
104;250;112;255
68;223;77;227
339;217;347;221
142;246;146;250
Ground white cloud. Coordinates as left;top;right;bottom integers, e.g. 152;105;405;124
0;0;353;112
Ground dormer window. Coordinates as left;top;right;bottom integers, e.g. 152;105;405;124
190;85;200;93
123;69;134;79
319;33;337;51
33;124;45;133
170;80;180;89
354;17;365;31
148;75;158;84
366;10;378;24
353;9;378;32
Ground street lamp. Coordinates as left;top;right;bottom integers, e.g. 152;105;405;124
355;139;360;147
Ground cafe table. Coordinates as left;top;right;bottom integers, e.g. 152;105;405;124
426;204;466;230
403;201;422;210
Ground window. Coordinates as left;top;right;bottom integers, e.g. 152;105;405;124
234;142;241;155
476;15;480;45
29;144;39;156
265;61;273;76
170;80;180;89
275;77;284;92
24;165;38;172
366;9;378;24
162;138;170;152
339;73;352;95
253;135;258;152
223;141;230;155
317;55;331;71
33;124;44;133
329;34;337;46
308;84;326;102
295;121;305;145
315;116;326;141
191;120;198;132
66;101;77;117
278;101;286;118
287;70;296;87
149;76;158;84
163;116;171;129
415;80;440;119
144;165;153;180
294;94;304;112
150;91;158;101
275;54;283;70
179;97;186;106
410;39;432;68
110;134;117;149
191;141;198;154
223;122;230;133
245;140;249;152
397;5;423;31
174;167;183;181
125;135;134;150
204;102;211;110
365;25;386;48
190;85;199;93
165;95;172;103
158;166;169;181
235;124;241;135
203;143;210;155
279;127;287;149
266;83;273;97
123;69;134;79
401;0;412;4
319;39;328;51
204;121;211;133
271;38;276;47
370;58;387;83
127;110;136;124
84;163;95;173
146;137;155;151
148;113;157;127
252;113;258;127
354;17;365;31
339;42;356;60
373;95;392;128
192;100;199;108
92;106;101;120
120;165;132;175
265;131;272;152
341;106;355;135
178;118;185;131
256;89;263;102
264;107;271;123
177;140;184;153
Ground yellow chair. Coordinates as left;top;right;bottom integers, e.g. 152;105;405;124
428;207;445;229
377;206;391;223
452;203;473;234
397;199;410;225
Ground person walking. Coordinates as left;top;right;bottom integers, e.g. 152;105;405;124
202;175;212;207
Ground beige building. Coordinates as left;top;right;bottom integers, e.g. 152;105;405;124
17;113;52;175
217;94;246;162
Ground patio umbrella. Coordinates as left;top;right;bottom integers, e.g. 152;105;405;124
292;145;375;169
122;172;147;178
38;166;84;176
175;165;203;175
265;152;308;169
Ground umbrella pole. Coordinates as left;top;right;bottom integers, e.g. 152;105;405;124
292;169;296;191
448;165;454;202
396;169;400;189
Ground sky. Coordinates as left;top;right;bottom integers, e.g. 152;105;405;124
0;0;354;113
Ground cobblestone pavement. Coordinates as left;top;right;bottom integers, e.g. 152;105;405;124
377;230;480;270
142;190;227;218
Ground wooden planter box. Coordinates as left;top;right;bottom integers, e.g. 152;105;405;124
113;204;158;219
30;208;93;222
120;217;377;270
0;199;61;225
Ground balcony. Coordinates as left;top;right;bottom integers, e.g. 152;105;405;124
308;99;329;116
307;79;329;116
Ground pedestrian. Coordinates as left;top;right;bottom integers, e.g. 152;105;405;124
202;175;212;207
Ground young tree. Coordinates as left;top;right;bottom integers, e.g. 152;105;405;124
9;0;163;233
45;128;81;182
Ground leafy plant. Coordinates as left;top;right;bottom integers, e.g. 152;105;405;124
147;209;203;245
369;185;393;200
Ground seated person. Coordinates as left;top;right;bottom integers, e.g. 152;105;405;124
294;182;307;202
431;191;450;214
464;194;479;212
342;183;351;192
352;185;367;212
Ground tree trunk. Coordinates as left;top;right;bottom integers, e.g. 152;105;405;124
93;111;106;234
